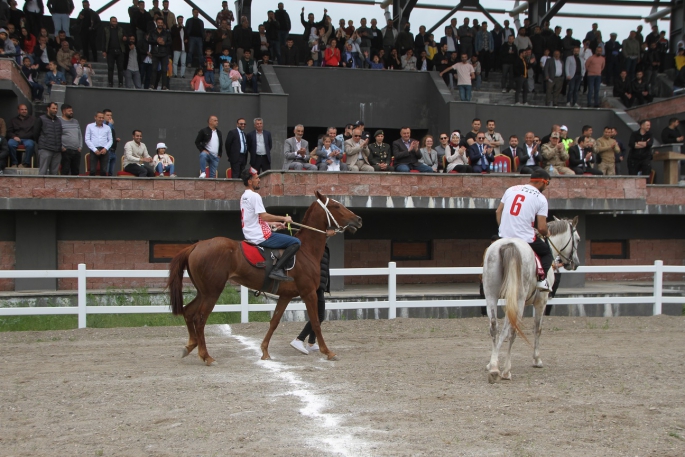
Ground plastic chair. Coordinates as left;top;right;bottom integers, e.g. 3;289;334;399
493;155;512;173
116;155;135;176
83;152;105;176
225;168;232;179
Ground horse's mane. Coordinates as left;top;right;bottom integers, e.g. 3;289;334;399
547;219;571;236
295;199;322;239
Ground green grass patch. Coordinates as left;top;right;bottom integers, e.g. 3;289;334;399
0;286;270;332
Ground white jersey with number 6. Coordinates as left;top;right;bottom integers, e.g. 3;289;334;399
499;184;548;243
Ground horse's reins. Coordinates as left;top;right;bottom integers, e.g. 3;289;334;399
543;222;577;266
286;198;349;235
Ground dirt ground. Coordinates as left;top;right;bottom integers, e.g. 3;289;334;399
1;315;684;457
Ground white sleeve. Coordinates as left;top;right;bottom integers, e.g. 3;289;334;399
252;193;266;214
537;197;548;217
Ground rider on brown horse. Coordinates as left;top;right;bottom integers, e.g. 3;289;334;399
240;168;299;282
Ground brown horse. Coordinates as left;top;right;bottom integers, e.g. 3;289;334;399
167;191;362;365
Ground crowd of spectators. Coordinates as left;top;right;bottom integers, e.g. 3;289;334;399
1;1;683;104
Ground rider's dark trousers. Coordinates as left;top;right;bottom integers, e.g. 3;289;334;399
529;237;553;279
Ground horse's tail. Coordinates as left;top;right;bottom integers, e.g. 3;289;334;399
167;244;196;316
499;243;530;345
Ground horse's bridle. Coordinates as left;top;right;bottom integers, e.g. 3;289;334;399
288;198;350;235
546;222;578;269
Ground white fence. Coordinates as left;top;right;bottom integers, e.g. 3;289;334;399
0;261;683;328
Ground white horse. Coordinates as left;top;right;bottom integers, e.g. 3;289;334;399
482;216;580;384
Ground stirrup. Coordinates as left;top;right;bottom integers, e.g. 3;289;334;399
536;278;551;291
269;269;293;282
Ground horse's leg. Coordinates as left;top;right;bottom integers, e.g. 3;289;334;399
501;300;524;380
532;293;548;368
260;295;292;360
302;289;336;360
181;296;200;357
194;294;219;366
486;297;501;382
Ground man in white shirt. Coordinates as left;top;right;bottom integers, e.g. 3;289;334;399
84;112;113;176
240;168;298;281
517;132;542;174
123;129;154;176
496;169;553;291
439;53;475;101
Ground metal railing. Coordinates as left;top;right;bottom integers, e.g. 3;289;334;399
0;261;683;328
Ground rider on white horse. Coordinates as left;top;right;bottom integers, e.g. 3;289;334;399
240;168;299;282
496;169;554;292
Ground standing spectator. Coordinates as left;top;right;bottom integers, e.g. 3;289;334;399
392;127;434;173
77;0;100;62
44;61;67;95
514;27;531;53
46;0;74;37
604;32;620;85
283;124;317;171
148;16;171;90
103;109;119;176
170;16;187;77
380;18;397;56
246;117;272;173
594;126;620;176
458;18;473;58
233;15;253;64
274;3;290;63
201;47;215;89
470;54;481;89
413;25;426;58
159;0;175;29
484;120;504;155
622;31;640;79
133;1;152;54
213;19;231;58
627;119;653;180
148;0;160;17
368;130;393;172
530;26;545;82
34;102;63;175
225;118;250;177
189;67;209;91
475;22;493;80
239;49;258;93
7;104;36;168
20;58;43;101
102;16;126;88
123;130;154;177
541;133;574;175
632;70;653;105
468;133;494;173
356;17;371;56
185;8;203;67
561;28;579;59
22;0;44;38
544;49;565;106
502;19;515;41
585;46;605;107
152;142;175;176
84;111;112;176
59;104;82;175
123;35;141;88
195;115;222;178
263;10;279;61
500;35;517;92
281;37;297;65
344;128;373;172
128;0;141;38
396;21;414;56
565;46;584;107
512;48;528;105
611;127;626;174
661;118;684;144
439;53;474;101
215;0;234;26
643;41;660;90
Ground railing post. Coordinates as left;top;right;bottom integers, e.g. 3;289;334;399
388;262;397;319
77;263;87;329
653;260;663;316
241;286;249;323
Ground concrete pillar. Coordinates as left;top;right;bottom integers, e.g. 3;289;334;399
328;232;345;291
15;211;57;291
259;94;288;171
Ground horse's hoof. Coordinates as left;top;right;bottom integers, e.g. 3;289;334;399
486;363;491;371
501;372;512;381
261;354;271;360
326;352;338;361
182;348;190;358
488;371;501;384
205;357;216;366
533;359;543;368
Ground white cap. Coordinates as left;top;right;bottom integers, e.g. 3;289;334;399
156;143;167;150
560;125;568;131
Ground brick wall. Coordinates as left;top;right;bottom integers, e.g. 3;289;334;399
585;239;685;281
646;186;685;206
0;242;16;291
57;240;170;290
344;239;489;285
626;94;685;121
0;60;31;101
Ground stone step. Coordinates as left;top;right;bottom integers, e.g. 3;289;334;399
3;167;40;175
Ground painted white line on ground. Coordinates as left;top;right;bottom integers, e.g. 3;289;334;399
215;324;374;457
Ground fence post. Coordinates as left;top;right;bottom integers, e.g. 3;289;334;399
653;260;663;316
388;262;397;319
241;286;249;323
77;263;87;329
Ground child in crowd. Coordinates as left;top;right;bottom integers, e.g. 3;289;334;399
319;136;343;172
190;67;210;91
74;57;94;86
363;51;384;69
229;62;242;93
21;56;44;101
152;143;176;177
202;48;215;90
306;58;314;66
218;47;232;66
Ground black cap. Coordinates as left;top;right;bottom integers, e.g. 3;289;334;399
354;120;364;126
374;130;384;138
531;169;551;181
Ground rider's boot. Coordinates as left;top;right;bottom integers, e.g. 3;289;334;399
269;244;300;282
536;277;552;292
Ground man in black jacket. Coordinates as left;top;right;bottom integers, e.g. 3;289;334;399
512;48;528;104
516;132;543;173
77;0;100;62
232;15;252;63
148;17;171;90
35;102;63;175
568;136;602;175
391;127;434;173
500;35;517;92
195;115;222;178
32;35;56;72
225;118;249;178
185;8;204;67
661;118;684;144
280;38;297;65
627;119;653;179
102;17;127;88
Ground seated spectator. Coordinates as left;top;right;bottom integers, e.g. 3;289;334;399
7;104;36;168
419;135;438;171
632;70;653;105
324;38;340;66
239;49;258;93
283;124;317;171
661;118;684;144
675;48;685;71
392;127;434;173
20;57;44;101
344;128;374;171
190;67;211;91
152;142;176;177
674;64;685;92
368;130;394;171
123;130;155;177
434;132;448;169
444;131;472;173
385;48;402;70
74;57;95;86
541;133;574;175
613;69;633;107
49;29;74;51
20;28;37;55
416;50;432;71
219;61;233;92
316;135;345;171
317;127;344;150
401;49;417;71
502;135;523;170
468;133;495;172
569;136;603;175
44;61;67;95
0;132;7;175
33;36;55;72
84;112;112;176
517;132;543;174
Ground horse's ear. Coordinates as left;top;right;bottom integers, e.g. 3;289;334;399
315;190;326;202
553;216;560;221
572;216;579;227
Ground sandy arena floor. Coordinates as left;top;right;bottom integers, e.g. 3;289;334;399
1;316;684;457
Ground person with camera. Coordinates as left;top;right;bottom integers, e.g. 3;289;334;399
102;16;127;88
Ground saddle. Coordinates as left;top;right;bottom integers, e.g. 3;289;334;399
240;241;296;294
533;252;546;280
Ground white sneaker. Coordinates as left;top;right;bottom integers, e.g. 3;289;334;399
157;173;165;177
199;172;206;178
501;89;507;93
307;343;320;352
290;339;309;355
536;279;552;291
566;102;571;107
